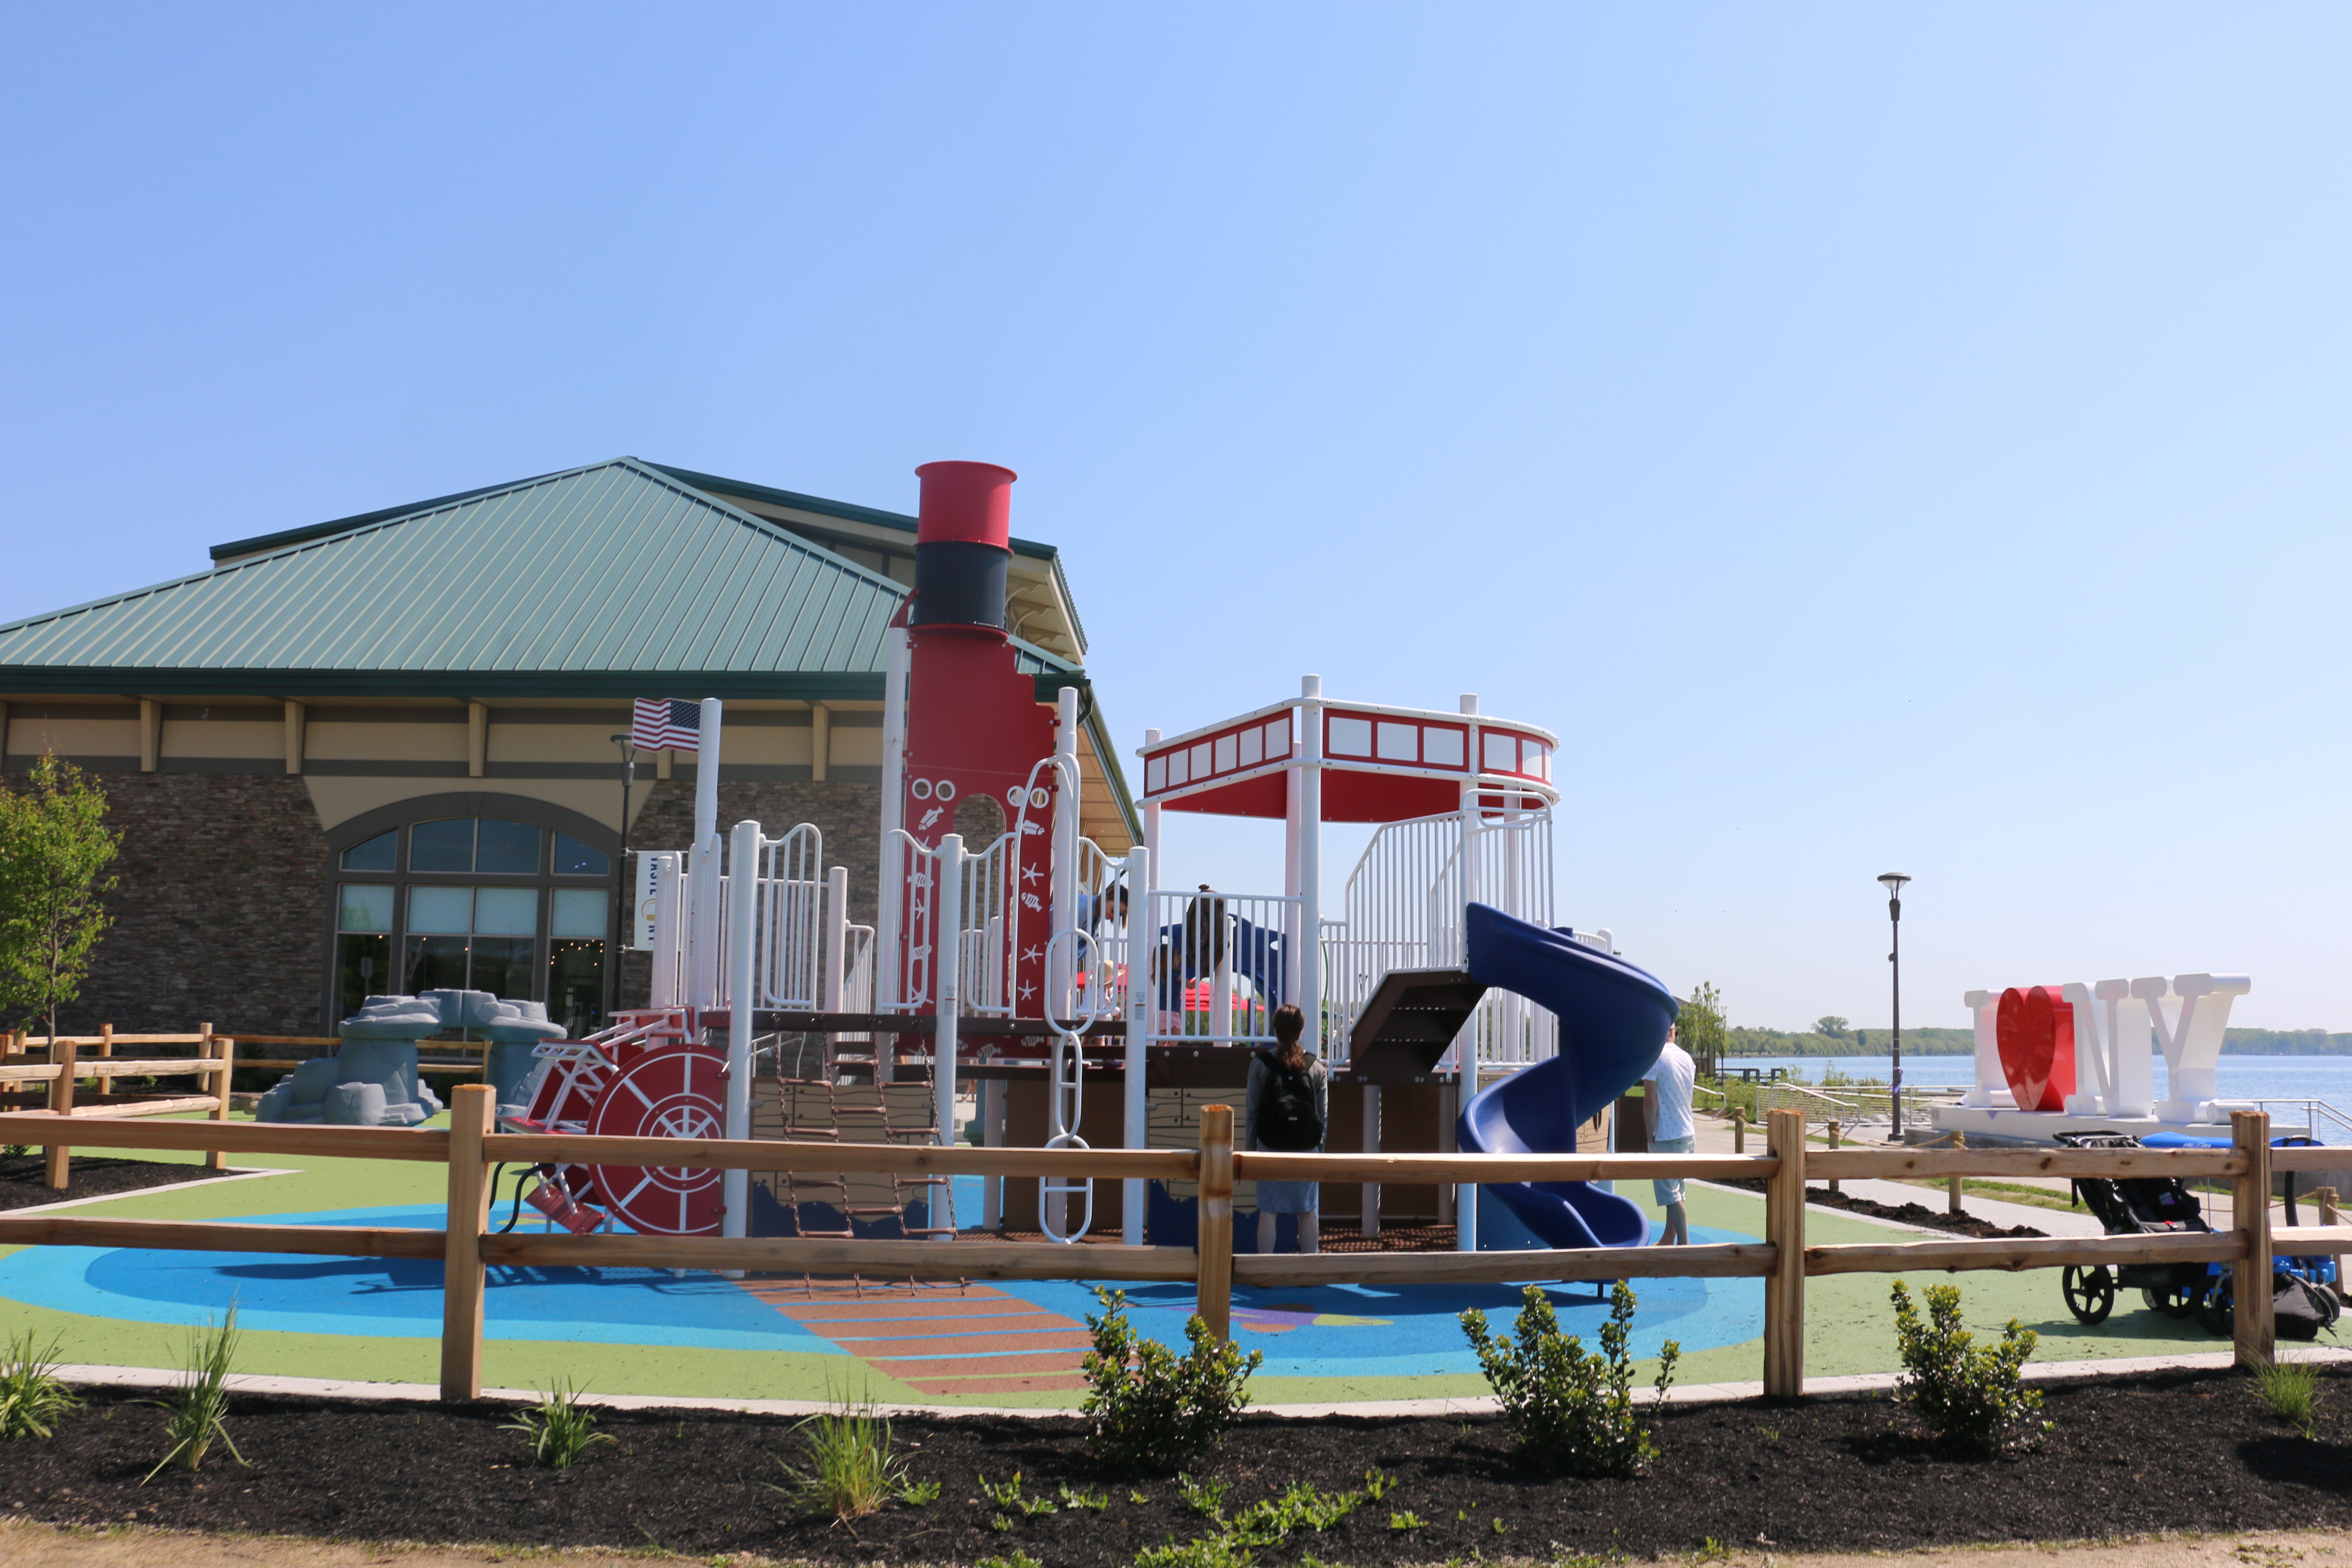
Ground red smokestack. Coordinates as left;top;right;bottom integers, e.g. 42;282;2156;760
911;461;1016;631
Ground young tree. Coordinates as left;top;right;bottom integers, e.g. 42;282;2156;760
1678;981;1726;1078
0;754;122;1041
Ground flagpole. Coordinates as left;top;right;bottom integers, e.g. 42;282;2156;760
604;733;637;1025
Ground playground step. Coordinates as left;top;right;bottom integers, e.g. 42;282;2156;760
1349;968;1488;1082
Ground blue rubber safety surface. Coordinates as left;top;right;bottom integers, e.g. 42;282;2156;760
0;1197;1763;1374
0;1205;847;1354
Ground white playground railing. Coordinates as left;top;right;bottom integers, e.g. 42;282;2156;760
1323;800;1558;1071
1129;889;1304;1047
643;825;869;1017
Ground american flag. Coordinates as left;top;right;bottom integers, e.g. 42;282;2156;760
631;698;701;752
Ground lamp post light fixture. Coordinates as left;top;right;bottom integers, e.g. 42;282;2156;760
1879;873;1911;1139
604;734;640;1023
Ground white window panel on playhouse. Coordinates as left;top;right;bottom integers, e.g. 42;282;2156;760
1135;692;1559;818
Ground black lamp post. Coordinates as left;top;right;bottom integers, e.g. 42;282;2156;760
605;734;638;1023
1879;872;1911;1139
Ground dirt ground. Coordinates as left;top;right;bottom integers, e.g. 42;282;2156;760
6;1516;2352;1568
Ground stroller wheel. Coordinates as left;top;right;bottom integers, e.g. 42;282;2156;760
2063;1265;2116;1325
2141;1284;2196;1318
2194;1277;2234;1337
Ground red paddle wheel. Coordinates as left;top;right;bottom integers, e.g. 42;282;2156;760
509;1009;726;1234
584;1043;728;1237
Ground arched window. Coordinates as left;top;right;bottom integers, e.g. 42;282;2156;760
326;794;620;1036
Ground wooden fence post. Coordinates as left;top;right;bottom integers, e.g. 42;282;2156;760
1764;1107;1807;1398
43;1036;79;1191
440;1084;494;1401
2233;1109;2275;1368
96;1023;113;1097
1732;1107;1745;1155
1826;1120;1841;1194
1196;1104;1234;1343
1948;1131;1966;1215
206;1026;233;1171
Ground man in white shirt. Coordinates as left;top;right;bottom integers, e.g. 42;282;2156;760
1642;1023;1697;1246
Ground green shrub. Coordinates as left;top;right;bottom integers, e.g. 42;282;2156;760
1889;1280;2047;1455
0;1331;79;1440
1080;1288;1264;1475
502;1380;613;1469
141;1306;245;1482
773;1390;913;1519
1459;1281;1679;1478
2252;1357;2324;1437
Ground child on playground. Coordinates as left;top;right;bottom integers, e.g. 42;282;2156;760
1245;1002;1329;1255
1643;1022;1696;1246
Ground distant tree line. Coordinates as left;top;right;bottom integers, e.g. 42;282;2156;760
1717;1023;2352;1057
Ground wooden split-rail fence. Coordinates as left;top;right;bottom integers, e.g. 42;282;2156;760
0;1099;2342;1405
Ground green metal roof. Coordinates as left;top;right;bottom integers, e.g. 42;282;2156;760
0;458;915;701
0;455;1137;836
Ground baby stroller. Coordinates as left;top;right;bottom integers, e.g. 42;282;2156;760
2057;1131;2341;1339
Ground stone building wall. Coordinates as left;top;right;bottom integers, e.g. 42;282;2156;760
4;769;336;1037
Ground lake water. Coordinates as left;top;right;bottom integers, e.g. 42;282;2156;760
1724;1054;2352;1140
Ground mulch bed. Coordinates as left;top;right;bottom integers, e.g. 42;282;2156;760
1716;1176;2049;1239
4;1368;2349;1560
0;1155;238;1211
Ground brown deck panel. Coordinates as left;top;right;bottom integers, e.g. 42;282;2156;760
757;1295;1034;1322
861;1350;1092;1375
856;1330;1094;1357
817;1314;1074;1339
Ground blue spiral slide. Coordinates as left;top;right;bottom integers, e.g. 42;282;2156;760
1455;902;1680;1249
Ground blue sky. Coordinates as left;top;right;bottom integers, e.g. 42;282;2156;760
3;6;2346;1032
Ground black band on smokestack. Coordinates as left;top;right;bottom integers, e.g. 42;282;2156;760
913;541;1008;630
911;461;1016;633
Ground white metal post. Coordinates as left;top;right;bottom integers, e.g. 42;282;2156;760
1142;727;1162;863
688;698;725;1010
824;867;849;1011
1283;724;1302;1006
877;625;909;1012
1123;842;1152;1243
1456;692;1480;1253
1298;676;1323;1050
1050;689;1081;1015
722;818;761;1241
934;833;963;1175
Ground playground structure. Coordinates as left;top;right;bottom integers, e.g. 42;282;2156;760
254;989;566;1127
478;459;1677;1253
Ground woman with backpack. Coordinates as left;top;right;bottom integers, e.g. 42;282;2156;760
1245;1002;1329;1255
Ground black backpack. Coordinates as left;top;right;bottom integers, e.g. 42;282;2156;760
1255;1050;1323;1151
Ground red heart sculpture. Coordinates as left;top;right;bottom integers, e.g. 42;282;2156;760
1995;985;2077;1112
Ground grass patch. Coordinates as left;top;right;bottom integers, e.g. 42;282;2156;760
503;1380;614;1469
141;1305;246;1482
2252;1357;2324;1436
0;1331;79;1442
774;1389;915;1520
